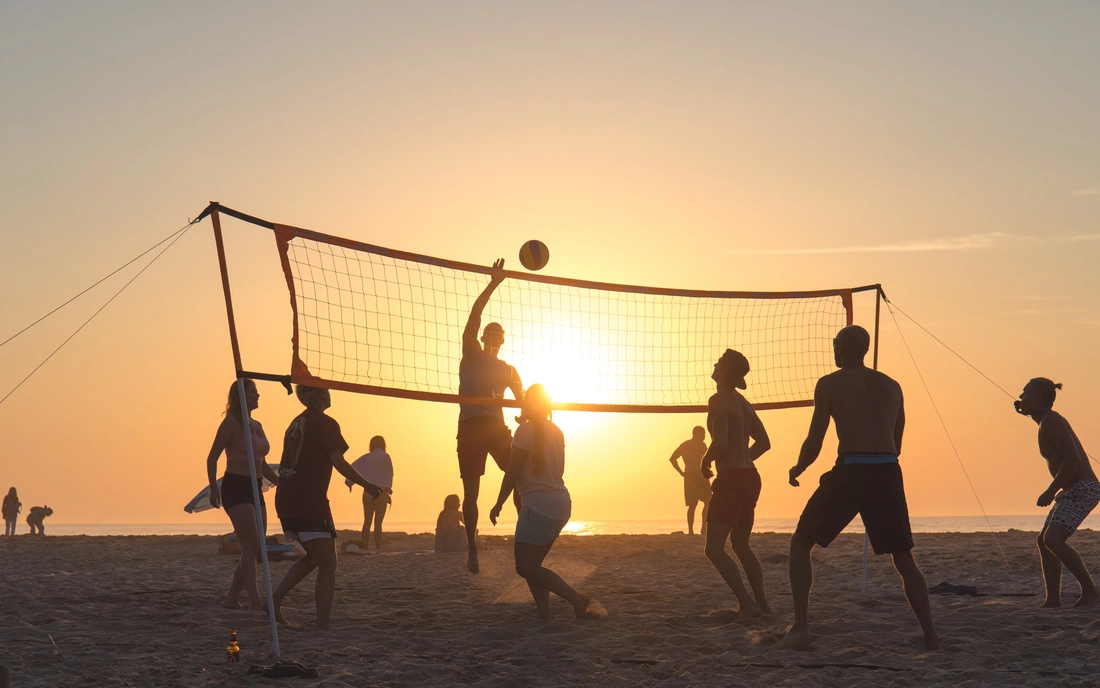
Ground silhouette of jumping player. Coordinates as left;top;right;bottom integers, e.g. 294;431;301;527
1015;377;1100;608
457;258;524;574
669;426;711;535
701;350;772;616
785;325;938;651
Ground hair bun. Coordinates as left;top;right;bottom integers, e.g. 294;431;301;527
1055;383;1064;390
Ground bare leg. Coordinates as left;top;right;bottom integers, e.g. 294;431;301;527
301;538;338;629
372;500;388;552
730;525;770;613
517;542;553;619
462;477;481;573
268;548;318;625
782;533;814;650
361;491;373;545
700;497;710;536
687;503;697;535
892;550;939;650
704;523;760;616
224;503;264;609
1042;525;1099;607
1037;527;1063;607
515;542;599;618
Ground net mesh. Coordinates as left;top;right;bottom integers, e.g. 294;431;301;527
275;224;852;411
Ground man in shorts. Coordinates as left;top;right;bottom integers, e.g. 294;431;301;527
457;258;524;573
785;325;938;650
668;426;711;535
271;385;381;629
1015;377;1100;607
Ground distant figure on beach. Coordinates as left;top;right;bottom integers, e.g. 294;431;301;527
701;350;772;616
435;494;468;553
669;426;711;535
346;436;394;552
458;258;524;574
1015;378;1100;608
489;384;604;620
26;505;52;535
2;487;20;536
785;325;938;650
270;385;382;630
204;379;281;611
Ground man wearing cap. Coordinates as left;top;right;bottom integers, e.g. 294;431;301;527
784;325;937;650
700;349;772;617
457;258;524;573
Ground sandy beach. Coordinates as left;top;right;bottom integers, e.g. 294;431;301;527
1;529;1098;686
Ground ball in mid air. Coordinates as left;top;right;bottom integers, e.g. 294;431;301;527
519;240;550;271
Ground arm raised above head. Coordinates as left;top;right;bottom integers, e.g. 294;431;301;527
463;259;506;354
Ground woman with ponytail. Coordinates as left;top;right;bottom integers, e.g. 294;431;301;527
489;384;604;620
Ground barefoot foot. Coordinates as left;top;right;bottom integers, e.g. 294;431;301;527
779;624;811;651
1074;591;1100;607
924;633;940;651
467;547;480;574
1040;599;1061;608
574;596;608;619
221;598;243;610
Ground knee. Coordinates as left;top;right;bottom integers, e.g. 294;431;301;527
515;561;536;579
1042;531;1066;549
704;541;726;562
1037;532;1049;549
790;533;813;556
891;551;919;575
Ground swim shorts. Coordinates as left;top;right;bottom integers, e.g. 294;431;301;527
221;473;264;510
685;473;712;506
515;505;568;546
1045;478;1100;535
456;415;513;479
795;459;913;554
706;467;761;528
281;516;338;543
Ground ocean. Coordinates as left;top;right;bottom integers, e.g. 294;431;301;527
34;514;1092;537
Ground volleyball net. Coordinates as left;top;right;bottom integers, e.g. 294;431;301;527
204;204;871;412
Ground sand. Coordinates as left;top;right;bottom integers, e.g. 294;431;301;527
1;529;1099;686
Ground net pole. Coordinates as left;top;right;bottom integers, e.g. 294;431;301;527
861;286;882;594
211;206;281;657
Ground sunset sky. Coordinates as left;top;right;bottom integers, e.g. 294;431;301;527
1;2;1098;529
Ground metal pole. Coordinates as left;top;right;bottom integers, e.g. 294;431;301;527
862;285;883;594
236;378;281;657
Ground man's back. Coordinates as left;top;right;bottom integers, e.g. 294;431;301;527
823;366;903;457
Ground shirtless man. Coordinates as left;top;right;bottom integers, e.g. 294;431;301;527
457;258;523;574
701;350;772;616
785;325;937;651
1015;377;1100;608
669;426;711;535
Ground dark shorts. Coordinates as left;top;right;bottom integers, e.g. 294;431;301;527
221;473;264;510
706;467;761;528
456;415;513;479
795;462;913;555
280;516;338;541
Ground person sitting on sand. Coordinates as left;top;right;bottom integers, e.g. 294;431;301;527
489;384;604;620
26;505;52;535
670;426;711;536
2;487;21;536
701;350;772;617
785;325;938;651
205;379;281;611
346;436;394;552
1015;377;1100;608
435;494;468;553
270;385;382;630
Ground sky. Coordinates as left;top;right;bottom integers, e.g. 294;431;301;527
1;2;1099;529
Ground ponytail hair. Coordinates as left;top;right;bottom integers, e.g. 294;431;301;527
522;384;553;475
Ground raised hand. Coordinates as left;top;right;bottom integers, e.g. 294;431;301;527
490;258;506;286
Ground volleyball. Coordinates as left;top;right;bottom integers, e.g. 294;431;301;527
519;240;550;271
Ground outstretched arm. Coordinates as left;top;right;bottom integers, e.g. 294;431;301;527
463;258;506;355
790;379;831;486
332;451;382;499
489;446;529;525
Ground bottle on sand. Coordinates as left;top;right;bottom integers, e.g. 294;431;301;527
226;630;240;663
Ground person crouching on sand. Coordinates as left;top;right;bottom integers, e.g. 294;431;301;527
489;384;604;620
270;385;382;630
701;349;772;617
26;505;52;535
204;379;281;610
1015;377;1100;608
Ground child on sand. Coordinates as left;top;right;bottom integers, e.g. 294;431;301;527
270;385;382;630
435;495;467;553
2;488;20;536
26;505;52;535
1015;377;1100;607
489;384;604;620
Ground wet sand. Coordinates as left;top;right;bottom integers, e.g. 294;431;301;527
1;530;1098;686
